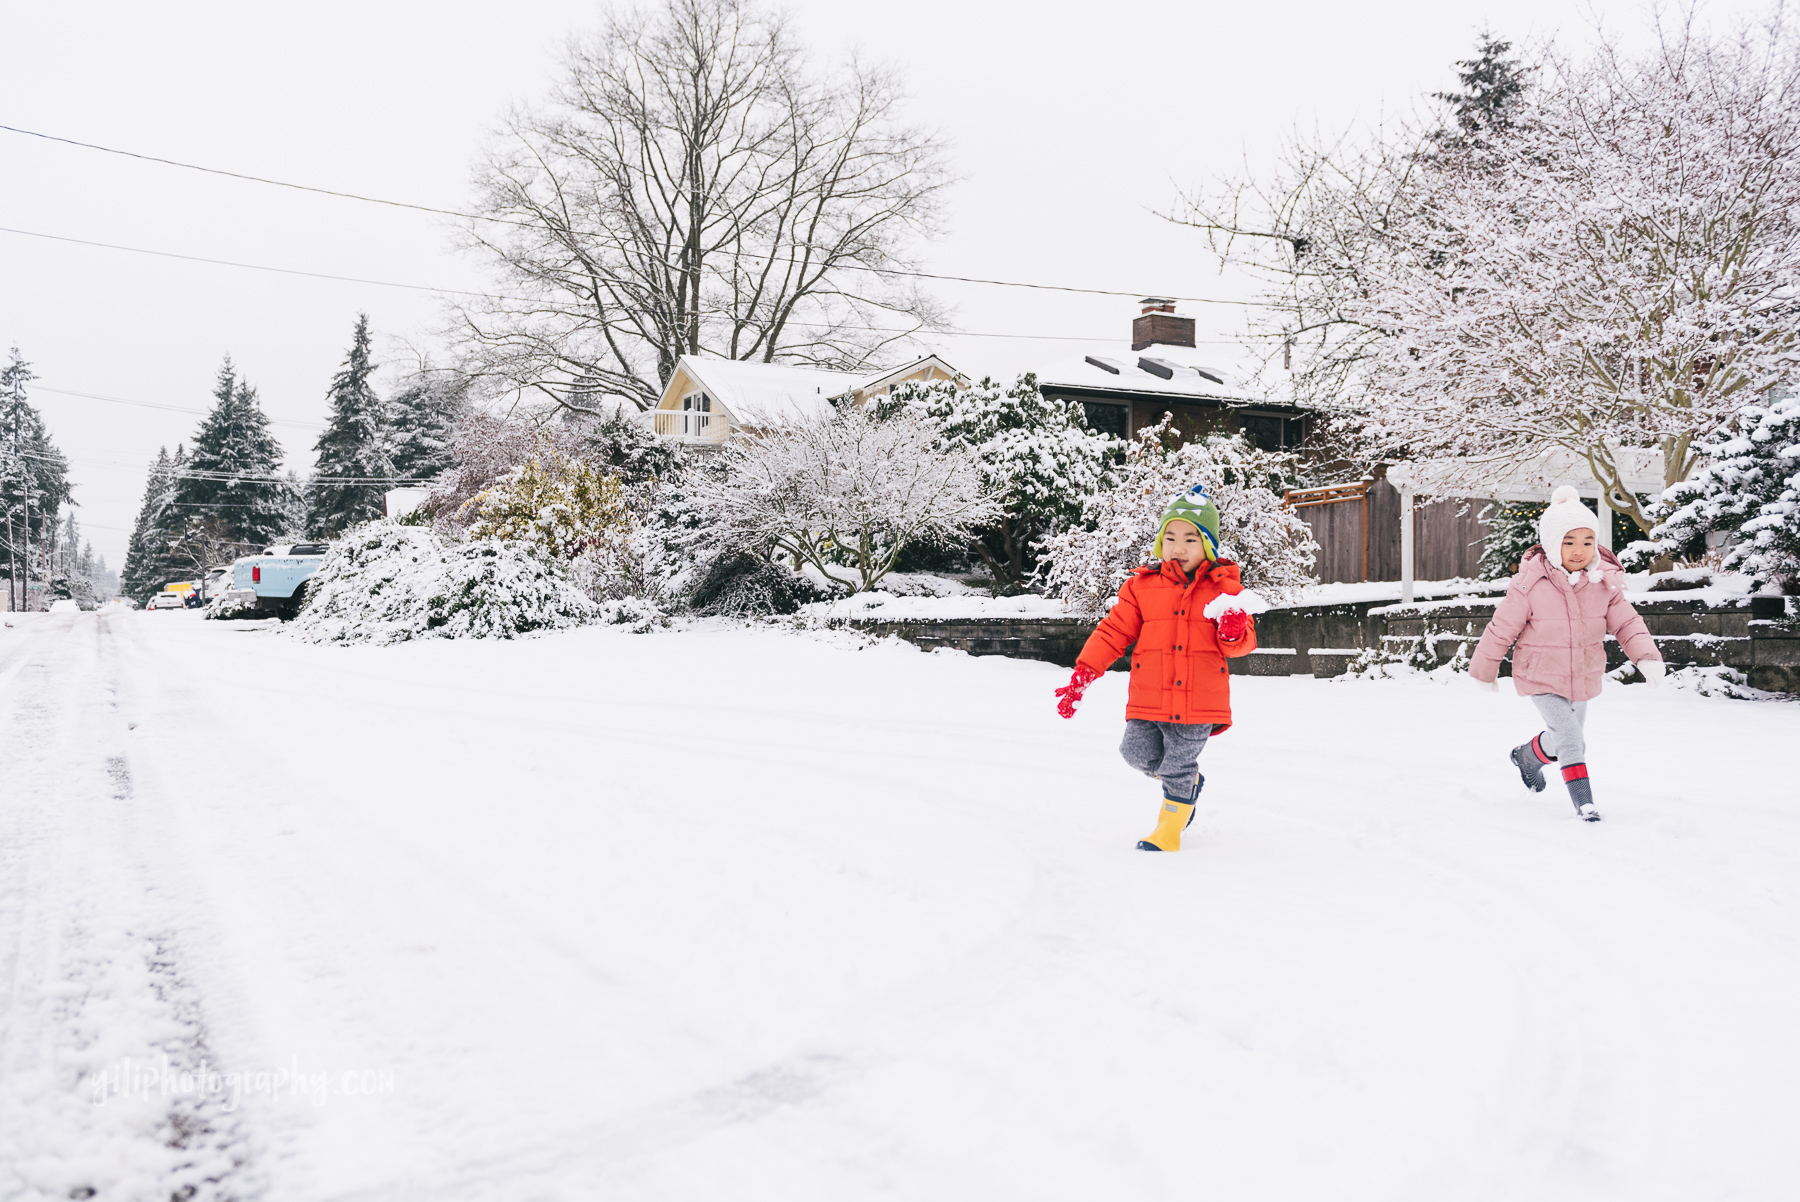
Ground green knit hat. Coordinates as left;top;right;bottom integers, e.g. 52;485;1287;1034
1153;485;1221;560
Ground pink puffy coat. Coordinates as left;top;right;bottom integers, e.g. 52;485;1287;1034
1469;546;1662;702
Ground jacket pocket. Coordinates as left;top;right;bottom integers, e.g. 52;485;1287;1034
1511;645;1541;681
1579;637;1607;675
1127;650;1161;710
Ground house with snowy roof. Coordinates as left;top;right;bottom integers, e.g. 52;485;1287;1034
648;353;965;445
1036;300;1310;453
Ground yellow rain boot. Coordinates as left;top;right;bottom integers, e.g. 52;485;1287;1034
1136;797;1196;852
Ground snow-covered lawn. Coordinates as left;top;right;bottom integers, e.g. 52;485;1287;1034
2;609;1796;1200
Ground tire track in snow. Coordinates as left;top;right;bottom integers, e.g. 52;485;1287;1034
0;612;261;1201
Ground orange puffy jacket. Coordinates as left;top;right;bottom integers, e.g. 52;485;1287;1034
1075;559;1259;731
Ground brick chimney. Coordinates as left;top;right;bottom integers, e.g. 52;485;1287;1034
1131;297;1195;351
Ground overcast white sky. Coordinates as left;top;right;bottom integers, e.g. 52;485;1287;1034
0;0;1772;565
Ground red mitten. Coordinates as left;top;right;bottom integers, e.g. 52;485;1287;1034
1055;663;1102;719
1217;607;1251;643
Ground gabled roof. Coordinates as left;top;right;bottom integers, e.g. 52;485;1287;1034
667;353;965;425
673;356;865;425
1036;342;1261;405
856;354;965;394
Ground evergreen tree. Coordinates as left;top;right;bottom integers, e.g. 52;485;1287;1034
1432;33;1530;146
174;357;291;551
1643;393;1800;589
895;373;1115;589
387;372;469;482
1478;501;1547;579
1;347;72;610
120;445;185;603
575;401;683;485
308;314;393;535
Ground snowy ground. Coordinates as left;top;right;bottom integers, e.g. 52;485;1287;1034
1;609;1797;1201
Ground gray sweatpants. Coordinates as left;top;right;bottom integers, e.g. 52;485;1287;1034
1530;694;1588;764
1120;720;1213;802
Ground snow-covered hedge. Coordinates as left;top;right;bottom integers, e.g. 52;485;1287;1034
290;523;599;645
1040;419;1318;617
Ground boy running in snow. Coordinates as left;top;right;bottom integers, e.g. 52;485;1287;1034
1054;486;1263;851
1469;486;1665;822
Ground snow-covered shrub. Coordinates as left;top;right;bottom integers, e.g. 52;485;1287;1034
1632;394;1800;591
290;523;598;645
893;373;1115;589
596;596;669;632
1343;618;1479;679
464;446;630;558
693;405;1001;593
203;591;261;621
687;550;836;617
1040;418;1318;617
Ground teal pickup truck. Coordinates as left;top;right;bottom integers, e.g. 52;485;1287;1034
231;543;330;620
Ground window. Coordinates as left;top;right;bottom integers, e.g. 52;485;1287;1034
1082;402;1129;439
1240;414;1303;453
681;391;713;436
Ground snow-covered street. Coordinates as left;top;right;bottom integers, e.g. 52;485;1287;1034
2;609;1797;1200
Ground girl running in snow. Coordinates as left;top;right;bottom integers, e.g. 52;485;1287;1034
1469;486;1665;822
1054;486;1263;851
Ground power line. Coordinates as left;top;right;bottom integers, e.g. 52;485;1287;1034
0;122;1275;308
1;224;1261;351
14;446;430;485
0;122;521;227
35;384;326;430
0;225;521;300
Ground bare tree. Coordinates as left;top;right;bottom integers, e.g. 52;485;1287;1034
454;0;951;412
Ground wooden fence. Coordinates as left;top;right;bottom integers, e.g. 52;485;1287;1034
1284;478;1491;583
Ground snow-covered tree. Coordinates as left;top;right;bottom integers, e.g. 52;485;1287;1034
1477;501;1547;580
426;410;596;526
173;357;291;551
1429;32;1531;152
1178;20;1800;535
1167;34;1531;425
695;404;1000;592
1041;418;1317;617
2;348;72;611
387;372;470;483
1342;22;1800;533
894;372;1115;590
120;446;185;602
309;314;394;535
1639;391;1800;589
574;402;683;485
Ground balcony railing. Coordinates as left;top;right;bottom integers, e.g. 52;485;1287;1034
652;410;728;443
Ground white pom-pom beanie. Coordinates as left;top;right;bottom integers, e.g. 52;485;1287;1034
1537;486;1605;578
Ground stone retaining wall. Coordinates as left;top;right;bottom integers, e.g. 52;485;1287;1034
845;594;1799;691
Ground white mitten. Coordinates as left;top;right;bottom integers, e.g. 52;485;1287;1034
1639;660;1666;689
1472;676;1499;693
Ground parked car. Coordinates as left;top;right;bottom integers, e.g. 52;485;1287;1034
233;542;331;620
149;593;186;610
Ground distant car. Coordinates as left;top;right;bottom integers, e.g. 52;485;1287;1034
149;593;186;610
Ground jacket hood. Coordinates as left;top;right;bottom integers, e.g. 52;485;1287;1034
1519;543;1624;586
1138;558;1243;590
